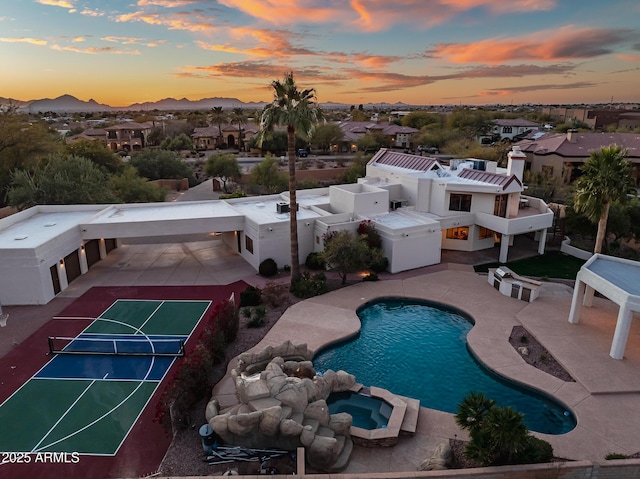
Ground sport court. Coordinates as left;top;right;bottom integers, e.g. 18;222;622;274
0;299;210;456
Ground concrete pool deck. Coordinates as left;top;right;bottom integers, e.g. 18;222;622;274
213;264;640;473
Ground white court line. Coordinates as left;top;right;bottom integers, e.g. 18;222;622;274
30;375;105;453
136;301;165;333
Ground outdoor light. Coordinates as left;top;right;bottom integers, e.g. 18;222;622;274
59;259;64;266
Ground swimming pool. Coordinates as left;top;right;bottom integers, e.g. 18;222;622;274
313;298;576;435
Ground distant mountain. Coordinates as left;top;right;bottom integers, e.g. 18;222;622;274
12;93;423;113
0;97;31;108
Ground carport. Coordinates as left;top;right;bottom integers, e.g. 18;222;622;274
568;254;640;359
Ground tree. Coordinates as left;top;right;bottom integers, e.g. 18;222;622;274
249;130;288;154
573;144;632;254
249;154;287;194
340;152;369;183
230;107;247;151
258;72;324;284
160;132;193;151
128;149;195;183
64;139;123;174
454;391;495;435
322;230;370;284
356;131;389;153
310;123;344;152
0;106;61;205
109;166;166;203
7;154;115;209
209;107;227;147
205;153;241;193
401;111;444;130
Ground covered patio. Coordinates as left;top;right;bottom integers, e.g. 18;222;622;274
568;254;640;359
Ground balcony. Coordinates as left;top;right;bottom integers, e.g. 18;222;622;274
475;196;553;235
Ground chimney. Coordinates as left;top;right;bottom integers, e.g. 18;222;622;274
567;129;577;143
507;145;526;181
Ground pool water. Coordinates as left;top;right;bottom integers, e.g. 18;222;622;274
326;391;391;430
313;298;576;435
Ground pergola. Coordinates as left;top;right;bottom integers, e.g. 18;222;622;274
568;254;640;360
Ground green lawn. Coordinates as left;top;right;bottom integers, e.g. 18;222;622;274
474;251;586;279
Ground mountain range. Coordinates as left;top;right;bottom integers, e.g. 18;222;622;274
1;94;413;113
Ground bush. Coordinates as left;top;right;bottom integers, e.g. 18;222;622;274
291;272;328;299
261;282;289;308
518;436;554;464
605;452;629;460
305;252;326;270
240;285;261;307
363;273;379;282
259;258;278;277
247;306;267;328
368;249;389;273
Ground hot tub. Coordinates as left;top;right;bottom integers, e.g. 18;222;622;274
327;391;392;430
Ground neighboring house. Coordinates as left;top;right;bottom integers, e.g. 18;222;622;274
0;147;553;306
478;118;541;144
335;121;419;152
105;122;154;152
516;130;640;184
66;128;107;146
192;123;258;150
541;106;640;130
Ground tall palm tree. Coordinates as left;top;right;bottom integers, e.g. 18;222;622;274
209;107;226;148
230;107;247;151
258;72;324;284
573;144;631;254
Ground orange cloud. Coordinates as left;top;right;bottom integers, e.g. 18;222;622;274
35;0;75;8
80;8;104;17
51;44;140;54
617;53;640;62
115;11;215;32
430;26;636;63
137;0;201;6
440;0;556;14
0;37;48;46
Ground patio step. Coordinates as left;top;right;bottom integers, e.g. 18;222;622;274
397;395;420;435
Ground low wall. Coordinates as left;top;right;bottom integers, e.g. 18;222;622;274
561;236;593;261
155;458;640;478
151;178;190;191
0;206;17;219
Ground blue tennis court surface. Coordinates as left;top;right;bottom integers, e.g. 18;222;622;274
0;299;211;455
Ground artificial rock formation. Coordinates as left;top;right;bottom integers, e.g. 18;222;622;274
206;341;356;472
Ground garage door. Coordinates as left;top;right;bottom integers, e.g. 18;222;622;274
105;238;117;254
64;250;82;284
84;239;101;268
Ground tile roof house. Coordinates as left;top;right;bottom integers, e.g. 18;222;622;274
516;130;640;184
335;121;419;152
104;122;154;152
192;123;259;150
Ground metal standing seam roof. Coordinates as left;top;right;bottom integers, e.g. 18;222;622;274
456;168;522;190
370;150;438;172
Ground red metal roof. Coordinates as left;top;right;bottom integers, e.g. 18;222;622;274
370;149;437;171
457;168;522;190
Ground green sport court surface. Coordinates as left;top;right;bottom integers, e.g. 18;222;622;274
0;299;210;455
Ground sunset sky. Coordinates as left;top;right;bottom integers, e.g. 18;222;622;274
2;0;640;107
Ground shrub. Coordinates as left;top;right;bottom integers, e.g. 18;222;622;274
291;271;328;299
358;220;382;249
368;249;389;273
520;335;528;343
259;258;278;277
305;251;326;270
363;273;379;282
605;452;629;460
518;436;554;464
261;282;289;308
240;285;262;307
247;306;267;328
212;299;239;343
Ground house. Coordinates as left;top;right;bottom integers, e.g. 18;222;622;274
65;128;107;146
0;146;553;306
104;121;154;152
478;118;541;144
516;130;640;184
192;123;259;151
335;121;419;152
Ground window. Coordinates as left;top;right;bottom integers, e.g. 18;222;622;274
449;194;472;212
446;227;469;240
503;126;513;134
478;227;494;240
245;235;254;254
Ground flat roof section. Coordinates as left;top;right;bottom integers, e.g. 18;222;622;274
82;201;242;226
0;211;100;250
230;195;327;226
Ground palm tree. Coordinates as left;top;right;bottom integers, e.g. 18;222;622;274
455;391;495;435
481;406;529;465
258;72;324;284
209;107;226;148
573;144;632;254
230;107;247;151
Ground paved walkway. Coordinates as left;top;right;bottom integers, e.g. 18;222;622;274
3;237;639;475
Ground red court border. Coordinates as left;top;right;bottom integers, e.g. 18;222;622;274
0;282;247;479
